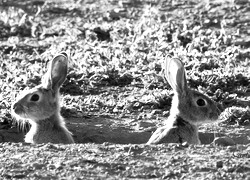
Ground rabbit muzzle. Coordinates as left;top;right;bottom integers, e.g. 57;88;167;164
12;103;24;115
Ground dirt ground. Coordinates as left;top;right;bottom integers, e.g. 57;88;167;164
0;0;250;179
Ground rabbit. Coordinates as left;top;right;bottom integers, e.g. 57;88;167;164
147;56;221;145
11;52;74;144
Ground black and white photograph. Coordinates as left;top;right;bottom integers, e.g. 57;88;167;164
0;0;249;179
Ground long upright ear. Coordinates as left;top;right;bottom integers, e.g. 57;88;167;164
165;56;188;96
42;53;68;91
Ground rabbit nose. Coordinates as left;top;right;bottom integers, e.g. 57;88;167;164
12;103;23;114
13;103;18;110
12;103;16;109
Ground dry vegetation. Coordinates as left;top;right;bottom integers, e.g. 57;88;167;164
0;0;250;179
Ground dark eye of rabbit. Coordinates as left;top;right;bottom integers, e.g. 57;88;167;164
196;98;206;106
30;94;40;102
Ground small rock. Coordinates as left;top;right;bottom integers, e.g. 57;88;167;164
181;142;189;148
32;163;44;170
112;107;119;113
216;161;223;168
226;146;236;152
213;136;236;146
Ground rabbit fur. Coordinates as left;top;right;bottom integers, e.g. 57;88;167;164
12;52;74;144
147;57;221;144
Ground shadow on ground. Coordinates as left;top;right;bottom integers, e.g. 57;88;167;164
1;116;249;145
68;117;151;144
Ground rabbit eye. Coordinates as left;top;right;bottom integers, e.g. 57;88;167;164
196;98;206;106
30;94;40;102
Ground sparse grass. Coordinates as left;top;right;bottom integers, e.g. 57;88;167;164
1;0;249;125
0;1;250;179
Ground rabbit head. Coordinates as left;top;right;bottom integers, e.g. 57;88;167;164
12;52;68;123
165;56;221;126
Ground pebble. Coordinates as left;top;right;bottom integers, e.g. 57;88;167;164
216;161;223;168
32;163;44;170
181;142;189;148
226;146;236;152
213;136;236;146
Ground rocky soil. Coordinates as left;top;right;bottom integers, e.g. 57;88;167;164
0;0;250;179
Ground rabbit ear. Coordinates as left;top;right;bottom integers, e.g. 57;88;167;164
165;56;188;96
42;53;68;91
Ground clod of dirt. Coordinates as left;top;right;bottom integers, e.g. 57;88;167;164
213;136;236;146
216;160;223;168
93;27;111;41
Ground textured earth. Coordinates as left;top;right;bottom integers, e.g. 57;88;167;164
0;0;250;179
